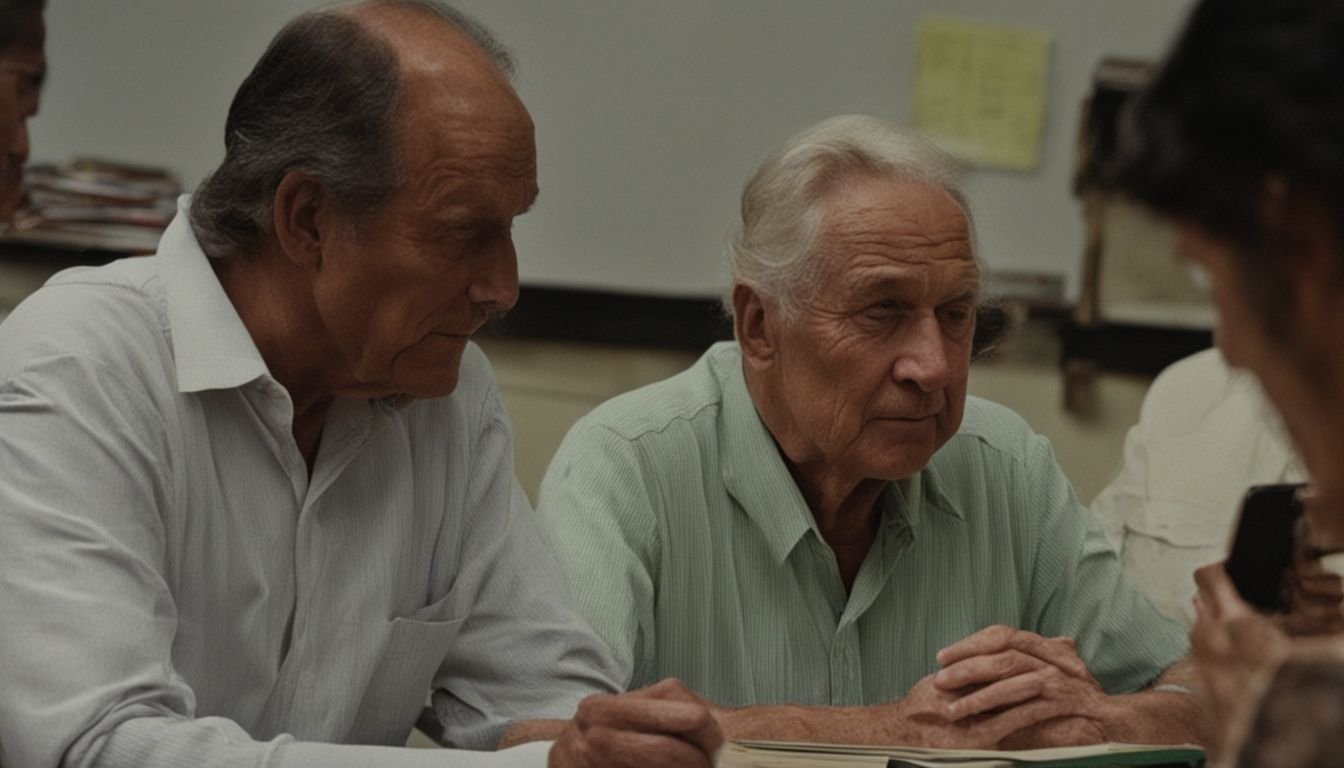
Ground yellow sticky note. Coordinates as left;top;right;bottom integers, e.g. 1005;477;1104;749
913;15;1052;171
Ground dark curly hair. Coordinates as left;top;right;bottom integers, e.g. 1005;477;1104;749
0;0;43;50
1106;0;1344;335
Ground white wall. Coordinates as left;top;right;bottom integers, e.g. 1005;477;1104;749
33;0;1194;300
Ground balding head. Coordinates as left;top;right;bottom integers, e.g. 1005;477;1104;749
189;0;518;258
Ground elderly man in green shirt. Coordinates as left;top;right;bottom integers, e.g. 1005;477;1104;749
535;115;1208;750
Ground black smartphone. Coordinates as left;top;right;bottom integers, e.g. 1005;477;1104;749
1224;483;1306;612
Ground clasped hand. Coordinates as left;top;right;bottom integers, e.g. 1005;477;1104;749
885;625;1109;750
549;678;724;768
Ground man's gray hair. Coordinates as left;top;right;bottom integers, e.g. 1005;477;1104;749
725;114;977;318
189;0;513;259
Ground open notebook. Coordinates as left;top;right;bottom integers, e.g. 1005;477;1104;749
717;740;1206;768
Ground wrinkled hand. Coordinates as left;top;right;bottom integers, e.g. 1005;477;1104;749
549;678;724;768
933;625;1108;750
1191;563;1291;763
874;626;1107;749
876;671;1054;749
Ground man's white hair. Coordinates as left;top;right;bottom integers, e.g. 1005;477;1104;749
724;114;977;318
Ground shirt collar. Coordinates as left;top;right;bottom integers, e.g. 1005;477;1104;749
156;196;270;394
715;342;965;564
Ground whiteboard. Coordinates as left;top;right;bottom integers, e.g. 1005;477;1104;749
31;0;1195;301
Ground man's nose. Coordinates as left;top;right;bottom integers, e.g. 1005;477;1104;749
468;238;520;314
891;313;953;393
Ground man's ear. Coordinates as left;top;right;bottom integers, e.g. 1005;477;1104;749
732;281;778;370
271;170;326;269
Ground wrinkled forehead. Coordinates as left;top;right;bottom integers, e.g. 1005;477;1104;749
805;177;978;296
819;178;974;256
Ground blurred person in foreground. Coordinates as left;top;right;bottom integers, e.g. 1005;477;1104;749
0;0;44;221
1232;648;1344;768
1108;0;1344;763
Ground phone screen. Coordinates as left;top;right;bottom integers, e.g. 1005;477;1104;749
1224;483;1306;612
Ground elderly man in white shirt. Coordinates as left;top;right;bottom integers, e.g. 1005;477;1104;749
0;2;722;767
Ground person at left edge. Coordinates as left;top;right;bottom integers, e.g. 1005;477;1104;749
0;3;722;767
0;0;45;222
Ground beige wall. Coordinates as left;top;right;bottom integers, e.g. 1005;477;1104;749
478;337;1147;508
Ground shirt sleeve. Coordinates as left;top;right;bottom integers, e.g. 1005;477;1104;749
1019;432;1189;695
426;388;623;750
1089;421;1151;556
535;422;662;691
0;355;292;768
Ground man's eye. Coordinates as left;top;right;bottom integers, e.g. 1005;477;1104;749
861;301;902;320
443;224;481;242
939;305;975;329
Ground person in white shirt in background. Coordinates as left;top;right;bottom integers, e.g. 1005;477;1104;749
1092;345;1344;640
1091;347;1305;627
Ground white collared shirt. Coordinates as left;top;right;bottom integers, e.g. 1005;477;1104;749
0;199;618;768
1091;348;1306;626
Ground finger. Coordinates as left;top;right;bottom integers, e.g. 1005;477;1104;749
945;669;1049;720
1189;602;1233;662
1195;562;1253;619
570;724;716;768
938;627;1087;679
935;649;1045;691
574;693;717;742
942;632;1089;681
631;679;725;754
1297;573;1344;599
1281;602;1344;637
639;677;702;701
974;698;1074;745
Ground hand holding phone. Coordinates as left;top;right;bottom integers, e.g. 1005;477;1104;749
1224;483;1306;613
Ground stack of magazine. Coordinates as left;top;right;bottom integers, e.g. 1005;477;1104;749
717;740;1206;768
2;158;180;254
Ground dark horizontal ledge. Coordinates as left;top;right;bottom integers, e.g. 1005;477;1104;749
1058;319;1212;378
480;285;734;350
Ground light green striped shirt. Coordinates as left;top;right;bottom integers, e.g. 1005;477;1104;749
538;342;1187;707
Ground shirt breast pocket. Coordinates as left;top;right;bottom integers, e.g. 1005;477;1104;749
347;607;466;746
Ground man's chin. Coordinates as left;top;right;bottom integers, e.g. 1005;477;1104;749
397;370;461;401
387;340;469;400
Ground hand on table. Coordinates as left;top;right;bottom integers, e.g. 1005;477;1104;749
549;678;723;768
933;625;1108;750
873;626;1106;749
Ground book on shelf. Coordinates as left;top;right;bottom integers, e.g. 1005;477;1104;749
717;740;1206;768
